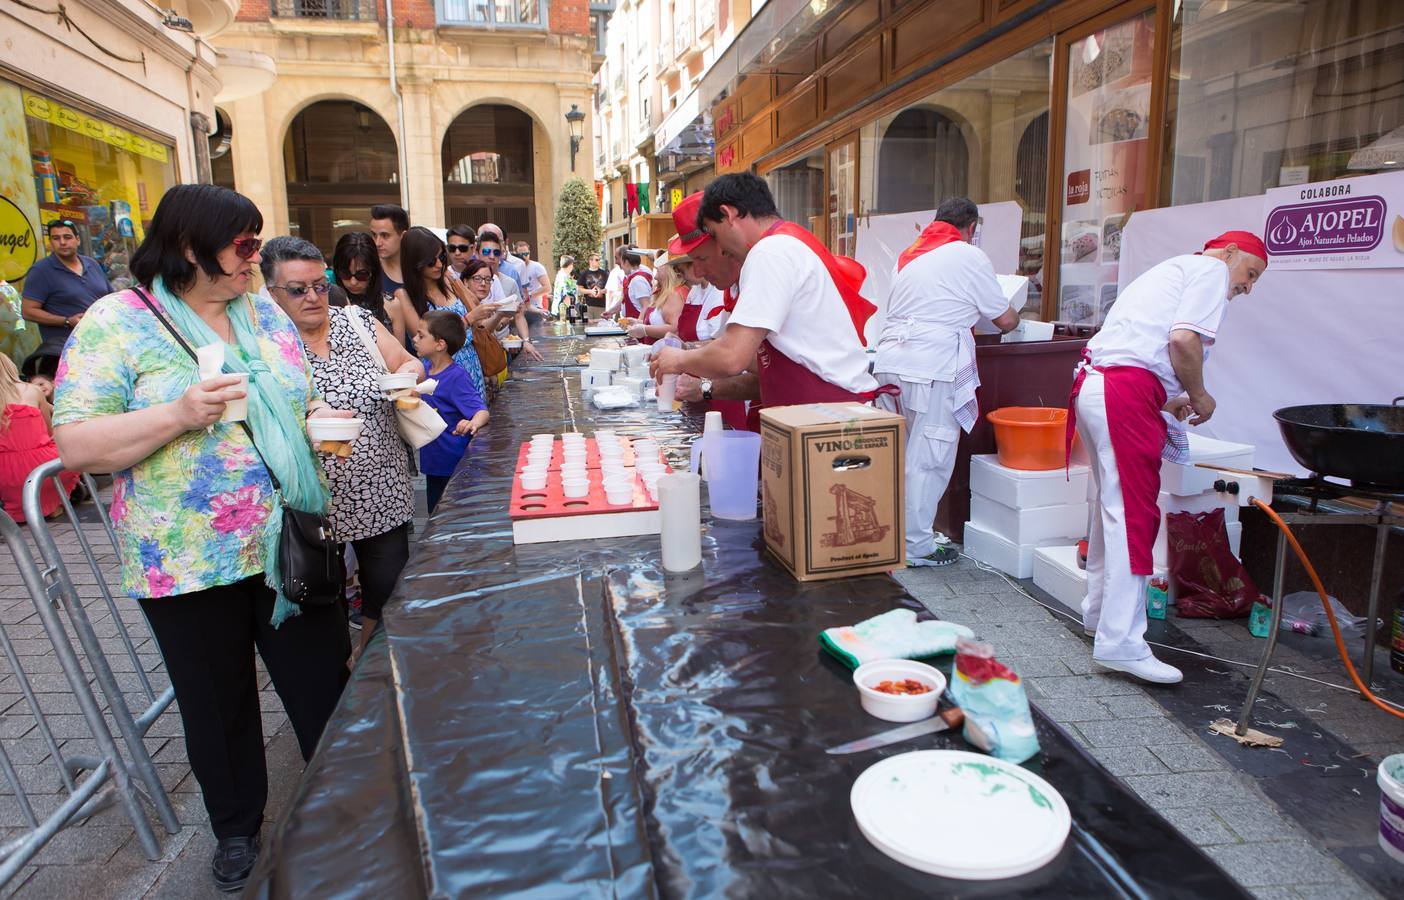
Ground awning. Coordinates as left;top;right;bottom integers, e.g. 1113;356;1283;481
698;0;853;108
655;87;702;155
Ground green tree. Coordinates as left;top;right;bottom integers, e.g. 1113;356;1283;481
552;178;604;268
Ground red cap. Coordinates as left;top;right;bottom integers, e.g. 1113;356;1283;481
668;192;710;256
1203;230;1268;265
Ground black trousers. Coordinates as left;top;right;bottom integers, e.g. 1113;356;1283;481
345;521;411;621
425;474;450;514
140;576;351;839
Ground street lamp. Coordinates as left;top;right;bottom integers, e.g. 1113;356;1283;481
566;104;586;172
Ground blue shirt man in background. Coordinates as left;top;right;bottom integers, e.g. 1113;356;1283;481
21;219;113;359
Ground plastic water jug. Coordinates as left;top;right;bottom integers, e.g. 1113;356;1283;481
690;431;761;520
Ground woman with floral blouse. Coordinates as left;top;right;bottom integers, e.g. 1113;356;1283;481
52;185;352;894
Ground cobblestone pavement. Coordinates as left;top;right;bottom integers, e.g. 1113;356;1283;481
2;491;1400;897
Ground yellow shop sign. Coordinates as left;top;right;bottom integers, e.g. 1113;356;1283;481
0;195;39;282
23;91;170;163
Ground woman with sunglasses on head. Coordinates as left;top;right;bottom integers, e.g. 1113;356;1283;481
50;184;353;893
394;226;499;401
627;252;686;344
331;232;398;334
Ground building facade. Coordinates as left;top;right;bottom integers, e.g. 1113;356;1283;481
211;0;597;257
0;0;222;311
592;0;750;250
592;0;1401;321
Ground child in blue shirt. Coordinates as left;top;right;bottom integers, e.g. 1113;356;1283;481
413;310;489;512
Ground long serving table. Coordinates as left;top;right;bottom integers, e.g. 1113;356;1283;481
247;324;1247;898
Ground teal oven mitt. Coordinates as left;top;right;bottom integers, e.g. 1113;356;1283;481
820;608;975;670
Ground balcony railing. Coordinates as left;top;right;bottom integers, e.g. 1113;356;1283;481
437;0;547;28
696;0;714;34
269;0;378;20
673;15;692;58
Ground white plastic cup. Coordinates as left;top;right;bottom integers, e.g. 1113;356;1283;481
657;374;677;412
658;472;702;572
561;432;586;444
532;434;555;443
562;478;590;498
605;487;632;505
222;373;250;423
520;471;547;490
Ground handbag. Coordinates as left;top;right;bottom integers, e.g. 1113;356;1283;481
448;277;508;378
135;288;343;607
342;306;447;450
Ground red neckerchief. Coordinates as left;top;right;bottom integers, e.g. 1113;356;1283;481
760;221;877;346
897;221;964;272
704;285;737;320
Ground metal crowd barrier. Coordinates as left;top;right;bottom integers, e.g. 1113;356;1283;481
3;462;183;871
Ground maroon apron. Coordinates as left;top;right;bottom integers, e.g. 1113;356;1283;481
621;270;652;319
1066;351;1167;575
676;300;703;343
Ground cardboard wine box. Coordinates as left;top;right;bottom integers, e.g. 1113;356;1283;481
759;403;906;582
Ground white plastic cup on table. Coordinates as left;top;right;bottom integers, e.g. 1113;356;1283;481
532;434;555;444
520;471;547;491
604;485;633;505
221;373;250;423
657;375;678;412
562;478;590;498
658;472;702;572
699;411;723;481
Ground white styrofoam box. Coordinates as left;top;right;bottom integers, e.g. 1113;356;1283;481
970;494;1089;545
615;376;644;398
580;368;612;391
970;454;1089;510
964;520;1043;579
1160;433;1255;496
1033;545;1087;617
1000;319;1054;343
589;348;622;371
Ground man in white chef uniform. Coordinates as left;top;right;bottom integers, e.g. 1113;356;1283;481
876;198;1021;567
1068;230;1268;684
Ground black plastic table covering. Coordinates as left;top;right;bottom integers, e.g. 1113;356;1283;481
248;325;1246;899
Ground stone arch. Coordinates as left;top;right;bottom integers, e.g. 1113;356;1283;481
281;99;401;256
876;105;973;214
439;100;551;254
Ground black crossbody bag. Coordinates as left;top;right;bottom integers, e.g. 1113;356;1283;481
135;288;342;607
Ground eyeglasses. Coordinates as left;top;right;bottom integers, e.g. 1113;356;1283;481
340;269;372;282
478;247;502;257
271;282;331;298
468;275;493;285
448;244;473;253
233;237;262;259
421;250;448;269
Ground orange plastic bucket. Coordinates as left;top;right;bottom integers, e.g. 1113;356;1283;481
987;407;1075;471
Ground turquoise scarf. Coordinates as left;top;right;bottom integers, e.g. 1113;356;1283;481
152;276;329;626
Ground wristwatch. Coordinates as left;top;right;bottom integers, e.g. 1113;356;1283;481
701;378;714;402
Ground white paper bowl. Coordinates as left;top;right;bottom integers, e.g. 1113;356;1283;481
605;488;632;506
562;480;589;498
520;472;547;490
853;660;946;723
377;373;417;394
307;418;365;443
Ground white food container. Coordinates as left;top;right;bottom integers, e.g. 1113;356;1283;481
307;418;366;443
853;659;947;723
377;372;417;394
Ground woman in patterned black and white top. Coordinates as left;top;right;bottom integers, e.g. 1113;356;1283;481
265;240;420;651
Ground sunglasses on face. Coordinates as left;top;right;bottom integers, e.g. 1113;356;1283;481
448;244;473;253
479;247;502;257
340;269;372;282
233;237;262;259
421;250;448;269
272;282;331;298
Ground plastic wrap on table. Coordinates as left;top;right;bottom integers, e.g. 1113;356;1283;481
249;326;1246;899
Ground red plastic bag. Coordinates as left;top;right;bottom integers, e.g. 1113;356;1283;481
1167;509;1260;618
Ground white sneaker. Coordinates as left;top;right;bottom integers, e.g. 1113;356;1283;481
933;531;952;546
1095;655;1183;684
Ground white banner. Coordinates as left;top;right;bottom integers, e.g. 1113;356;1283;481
1120;193;1404;475
1263;171;1404;270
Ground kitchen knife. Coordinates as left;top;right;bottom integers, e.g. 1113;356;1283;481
825;707;965;755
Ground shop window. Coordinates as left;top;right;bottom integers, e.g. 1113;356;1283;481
876;109;970;214
766;149;826;239
284;100;400;257
1058;12;1155;326
861;40;1053;316
1163;0;1404;204
5;85;175;293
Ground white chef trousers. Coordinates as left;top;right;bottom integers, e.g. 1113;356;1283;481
1072;367;1151;662
1076;369;1152;662
876;374;960;559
